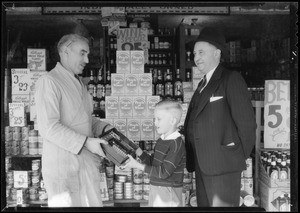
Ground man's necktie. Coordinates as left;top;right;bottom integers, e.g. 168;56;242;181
196;75;207;93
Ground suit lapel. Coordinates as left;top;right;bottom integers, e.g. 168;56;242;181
194;65;224;118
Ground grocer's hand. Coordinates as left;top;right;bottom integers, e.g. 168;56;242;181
85;137;108;158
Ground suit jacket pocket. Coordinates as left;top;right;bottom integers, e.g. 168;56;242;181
220;142;240;151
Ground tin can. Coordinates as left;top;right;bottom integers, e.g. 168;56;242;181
240;177;245;191
105;166;114;178
6;171;14;187
5;144;12;156
10;188;17;201
29;147;38;155
244;177;253;196
11;140;20;147
29;187;39;201
143;172;150;184
133;168;143;184
13;131;22;141
114;182;123;194
189;192;197;207
38;188;48;201
13;126;22;133
22;126;29;141
116;175;127;183
31;172;40;187
11;145;20;156
243;158;253;178
5;156;12;165
32;159;41;171
5;126;13;133
133;184;143;200
192;178;196;191
143;183;150;192
108;188;114;200
29;130;38;141
5;131;13;141
106;177;114;189
20;140;29;155
114;193;124;200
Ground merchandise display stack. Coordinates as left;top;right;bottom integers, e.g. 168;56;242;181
258;80;291;212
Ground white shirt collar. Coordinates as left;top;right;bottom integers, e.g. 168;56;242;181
205;65;218;84
160;130;181;140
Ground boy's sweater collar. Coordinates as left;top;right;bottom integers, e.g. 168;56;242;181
160;131;181;140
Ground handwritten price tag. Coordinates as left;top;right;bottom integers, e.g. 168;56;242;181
264;80;290;149
11;68;30;95
13;171;29;188
9;102;26;127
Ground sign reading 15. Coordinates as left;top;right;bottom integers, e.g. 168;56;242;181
13;75;29;92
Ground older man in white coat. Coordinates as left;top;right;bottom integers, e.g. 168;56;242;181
35;34;112;207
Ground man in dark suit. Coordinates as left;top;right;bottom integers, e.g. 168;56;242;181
184;27;257;207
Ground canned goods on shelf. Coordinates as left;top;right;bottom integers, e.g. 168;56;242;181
5;131;13;141
38;148;43;155
243;158;253;178
108;189;114;200
11;146;20;156
13;132;22;141
5;126;13;133
32;159;41;171
143;183;150;191
244;177;253;196
133;169;144;184
29;147;38;155
105;166;114;178
29;187;39;201
38;188;48;201
115;175;127;182
114;193;124;200
106;177;114;189
13;127;22;133
189;192;197;207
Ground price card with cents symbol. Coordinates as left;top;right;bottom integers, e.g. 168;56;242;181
9;103;26;127
11;68;30;95
13;171;29;188
264;80;290;149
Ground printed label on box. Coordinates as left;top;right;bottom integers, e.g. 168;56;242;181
27;48;46;71
116;51;131;73
131;51;144;73
111;73;125;95
113;119;127;137
119;96;133;118
146;96;160;118
125;74;139;95
127;119;141;141
132;96;147;118
139;73;152;95
12;94;30;113
140;119;154;140
105;96;119;118
99;172;109;201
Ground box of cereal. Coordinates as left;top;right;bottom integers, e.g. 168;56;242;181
119;96;133;118
138;73;152;95
127;119;141;141
125;74;139;95
132;96;147;118
105;96;119;118
146;96;160;118
140;118;154;141
116;51;130;73
131;51;144;74
111;73;125;95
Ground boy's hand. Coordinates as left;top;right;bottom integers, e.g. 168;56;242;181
120;155;145;171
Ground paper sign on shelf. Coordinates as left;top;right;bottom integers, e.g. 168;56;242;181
9;102;26;127
11;68;30;95
264;80;290;149
13;171;29;188
27;48;46;71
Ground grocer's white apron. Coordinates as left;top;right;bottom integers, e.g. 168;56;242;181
35;63;102;207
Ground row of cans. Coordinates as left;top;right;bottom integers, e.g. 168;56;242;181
113;181;150;200
6;170;43;188
5;126;38;141
5;140;43;156
7;186;47;203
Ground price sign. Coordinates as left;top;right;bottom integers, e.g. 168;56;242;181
27;48;46;71
264;80;290;149
117;27;148;63
13;171;29;188
16;189;24;205
9;103;26;127
11;68;30;95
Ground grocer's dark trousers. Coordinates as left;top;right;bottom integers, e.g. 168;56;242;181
194;157;241;207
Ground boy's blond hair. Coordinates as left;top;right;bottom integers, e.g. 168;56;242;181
155;100;183;124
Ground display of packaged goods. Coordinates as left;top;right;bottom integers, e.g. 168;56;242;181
116;51;131;73
105;96;119;118
131;51;144;74
124;74;139;95
127;119;141;141
138;74;152;95
132;96;147;118
98;128;138;166
119;96;133;118
111;73;125;95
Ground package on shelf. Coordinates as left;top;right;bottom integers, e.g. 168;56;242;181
113;118;127;137
127;118;141;141
264;80;290;149
119;96;133;118
111;73;125;95
9;103;27;127
131;51;144;74
12;94;30;113
259;180;290;211
99;172;109;201
259;159;290;188
140;118;154;141
132;96;147;118
124;73;139;95
116;50;131;73
105;96;119;118
27;48;46;71
138;73;152;95
146;96;160;118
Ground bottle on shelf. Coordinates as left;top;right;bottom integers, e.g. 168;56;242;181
174;68;183;103
279;161;289;180
155;69;164;100
92;87;100;117
105;70;112;97
186;69;191;82
164;69;173;100
88;69;96;96
96;68;105;100
269;158;279;180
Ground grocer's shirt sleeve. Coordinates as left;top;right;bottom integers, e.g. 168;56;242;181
35;76;86;154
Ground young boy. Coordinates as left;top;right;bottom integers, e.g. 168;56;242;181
120;100;186;207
